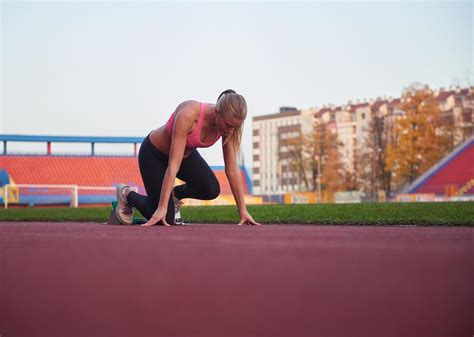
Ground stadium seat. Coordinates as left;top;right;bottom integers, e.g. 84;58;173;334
1;155;251;205
412;140;474;195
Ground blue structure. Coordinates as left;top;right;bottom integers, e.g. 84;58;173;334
1;134;143;156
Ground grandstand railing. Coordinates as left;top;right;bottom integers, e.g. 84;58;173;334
3;184;116;208
1;134;143;156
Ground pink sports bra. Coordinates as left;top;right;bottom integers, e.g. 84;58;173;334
166;102;222;150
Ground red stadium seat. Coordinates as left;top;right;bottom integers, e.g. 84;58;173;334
1;155;250;195
413;141;474;195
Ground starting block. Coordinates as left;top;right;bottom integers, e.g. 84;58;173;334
107;201;147;225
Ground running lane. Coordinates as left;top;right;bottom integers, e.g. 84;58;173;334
0;223;472;337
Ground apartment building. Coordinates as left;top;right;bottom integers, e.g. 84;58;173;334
315;101;381;172
252;107;315;196
435;87;473;143
252;86;472;196
337;103;370;172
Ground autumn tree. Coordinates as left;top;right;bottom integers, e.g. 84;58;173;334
340;148;360;191
307;120;343;192
286;119;344;193
386;85;453;187
286;134;310;191
320;130;344;192
358;113;393;197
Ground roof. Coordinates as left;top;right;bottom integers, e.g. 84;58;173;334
435;91;454;101
253;109;300;121
388;98;401;105
0;134;143;143
371;100;387;110
314;107;333;118
348;103;369;112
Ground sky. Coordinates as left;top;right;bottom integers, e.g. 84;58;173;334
1;0;473;167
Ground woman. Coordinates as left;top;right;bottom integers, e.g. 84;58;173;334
115;89;260;227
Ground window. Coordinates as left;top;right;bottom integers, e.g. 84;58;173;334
362;113;365;120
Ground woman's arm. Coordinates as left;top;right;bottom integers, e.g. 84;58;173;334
223;140;261;226
142;106;194;226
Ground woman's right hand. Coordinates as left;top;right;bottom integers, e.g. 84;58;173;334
142;207;170;227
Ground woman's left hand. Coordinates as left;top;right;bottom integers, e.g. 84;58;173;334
238;210;261;226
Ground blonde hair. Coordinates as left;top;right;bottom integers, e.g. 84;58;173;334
216;89;247;153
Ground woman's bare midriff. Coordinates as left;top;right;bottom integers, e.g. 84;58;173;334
149;126;190;158
150;125;202;158
149;102;219;158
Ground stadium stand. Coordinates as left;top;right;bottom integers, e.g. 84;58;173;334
1;155;142;205
1;155;251;206
0;134;253;207
405;136;474;196
2;155;142;188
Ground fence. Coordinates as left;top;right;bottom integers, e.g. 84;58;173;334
2;184;117;208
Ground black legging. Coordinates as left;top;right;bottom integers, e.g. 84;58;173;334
127;134;220;224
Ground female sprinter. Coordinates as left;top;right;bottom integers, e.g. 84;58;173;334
115;89;260;227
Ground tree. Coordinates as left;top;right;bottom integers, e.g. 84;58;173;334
358;113;393;197
321;130;344;192
339;145;361;191
308;120;329;192
286;119;344;193
286;134;310;191
309;120;344;193
386;85;453;187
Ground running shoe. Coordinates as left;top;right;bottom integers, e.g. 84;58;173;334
115;184;133;225
172;191;185;225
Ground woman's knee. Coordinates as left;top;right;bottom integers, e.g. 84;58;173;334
203;178;220;200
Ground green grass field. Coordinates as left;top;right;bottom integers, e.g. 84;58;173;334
1;202;473;226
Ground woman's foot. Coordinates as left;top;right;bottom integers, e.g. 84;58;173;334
115;184;133;224
172;189;185;225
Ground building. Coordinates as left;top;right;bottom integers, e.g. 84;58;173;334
434;86;474;144
252;86;473;196
252;107;315;197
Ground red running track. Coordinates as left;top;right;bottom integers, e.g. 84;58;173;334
0;223;472;337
